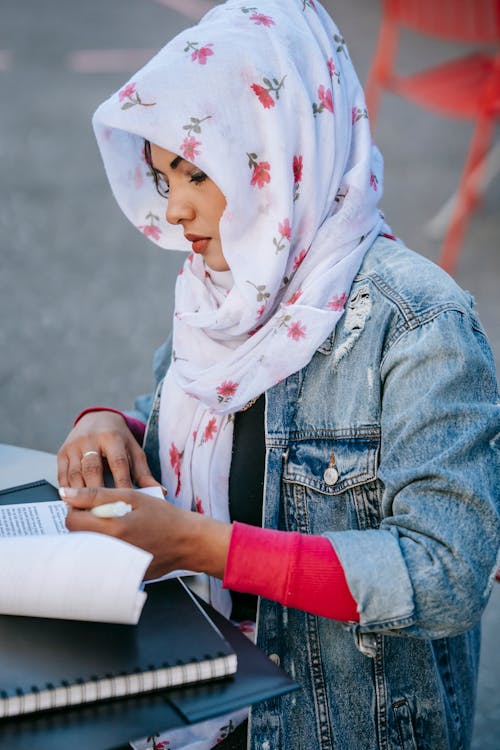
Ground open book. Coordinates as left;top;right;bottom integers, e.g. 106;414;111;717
0;479;155;624
0;481;237;718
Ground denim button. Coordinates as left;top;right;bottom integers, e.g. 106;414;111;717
268;653;280;666
323;466;339;485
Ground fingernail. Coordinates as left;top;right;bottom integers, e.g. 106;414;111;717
59;487;78;498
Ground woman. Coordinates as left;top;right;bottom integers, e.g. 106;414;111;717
58;1;500;748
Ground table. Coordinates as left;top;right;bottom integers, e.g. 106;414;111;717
0;444;297;749
0;443;59;490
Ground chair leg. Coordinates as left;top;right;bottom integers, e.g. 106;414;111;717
438;115;495;276
364;14;399;128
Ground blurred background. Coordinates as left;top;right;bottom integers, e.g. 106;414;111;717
1;1;499;746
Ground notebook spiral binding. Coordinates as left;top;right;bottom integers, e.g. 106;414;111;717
0;653;236;718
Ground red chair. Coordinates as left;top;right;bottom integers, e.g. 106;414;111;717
365;0;500;276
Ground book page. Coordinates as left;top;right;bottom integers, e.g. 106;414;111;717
0;533;151;624
0;500;67;537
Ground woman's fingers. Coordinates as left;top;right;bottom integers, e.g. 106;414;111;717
57;412;159;490
56;450;70;488
105;440;134;488
66;448;87;489
61;485;124;509
128;441;160;489
80;450;105;488
61;486;138;531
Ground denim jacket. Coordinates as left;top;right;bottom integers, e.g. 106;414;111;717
133;236;500;750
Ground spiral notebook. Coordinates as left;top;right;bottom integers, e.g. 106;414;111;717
0;577;237;719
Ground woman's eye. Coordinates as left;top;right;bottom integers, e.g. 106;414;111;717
155;174;169;198
190;171;207;185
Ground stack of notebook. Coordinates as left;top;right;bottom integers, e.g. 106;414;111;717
0;480;299;749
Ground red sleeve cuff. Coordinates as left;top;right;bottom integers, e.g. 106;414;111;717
73;407;146;445
223;522;359;622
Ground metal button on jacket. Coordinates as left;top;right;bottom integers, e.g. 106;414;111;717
323;451;339;485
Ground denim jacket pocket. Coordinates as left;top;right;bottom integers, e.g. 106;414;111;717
282;430;379;496
281;431;381;535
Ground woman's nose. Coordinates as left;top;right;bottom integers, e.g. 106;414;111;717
165;190;195;225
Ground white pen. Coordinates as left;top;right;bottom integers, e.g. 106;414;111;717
90;501;133;518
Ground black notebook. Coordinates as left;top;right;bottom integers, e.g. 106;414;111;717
0;598;300;750
0;577;237;719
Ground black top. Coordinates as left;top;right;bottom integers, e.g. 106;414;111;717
228;394;266;622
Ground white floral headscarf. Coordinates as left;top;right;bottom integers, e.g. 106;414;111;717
93;0;385;616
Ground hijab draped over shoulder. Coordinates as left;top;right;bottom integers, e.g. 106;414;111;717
93;0;385;615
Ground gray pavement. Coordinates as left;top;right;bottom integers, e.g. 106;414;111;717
1;1;499;746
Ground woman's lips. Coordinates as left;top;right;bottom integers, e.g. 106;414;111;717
185;234;210;254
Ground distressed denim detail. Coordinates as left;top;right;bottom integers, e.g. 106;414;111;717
137;236;500;749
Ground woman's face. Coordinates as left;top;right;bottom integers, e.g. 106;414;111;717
149;143;229;271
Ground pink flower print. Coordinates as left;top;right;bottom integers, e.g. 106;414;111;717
370;171;379;191
313;84;334;116
249;13;275;27
195;496;205;514
251;84;274;109
180;135;202;160
293;155;303;184
118;82;156;110
327;292;347;311
184;42;214;65
119;82;136;102
169;442;182;496
216;381;239;403
286;289;302;305
293;154;303;201
138;212;161;241
273;218;291;254
256;304;266;319
247;153;271;188
327;58;341;85
287;320;307;341
318;84;333;112
279;218;291;240
203;417;218;443
292;248;308;271
251;75;286;109
251;162;271;187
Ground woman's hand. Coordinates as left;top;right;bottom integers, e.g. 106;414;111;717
57;411;158;490
62;486;232;580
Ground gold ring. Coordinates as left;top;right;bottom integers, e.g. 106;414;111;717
81;450;100;462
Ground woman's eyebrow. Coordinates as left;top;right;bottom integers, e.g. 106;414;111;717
170;155;184;169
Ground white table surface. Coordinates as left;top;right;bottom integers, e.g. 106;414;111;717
0;443;58;490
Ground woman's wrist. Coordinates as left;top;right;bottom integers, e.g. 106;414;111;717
183;513;232;578
73;406;128;428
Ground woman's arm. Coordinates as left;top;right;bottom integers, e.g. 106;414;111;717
328;309;500;638
62;487;359;621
